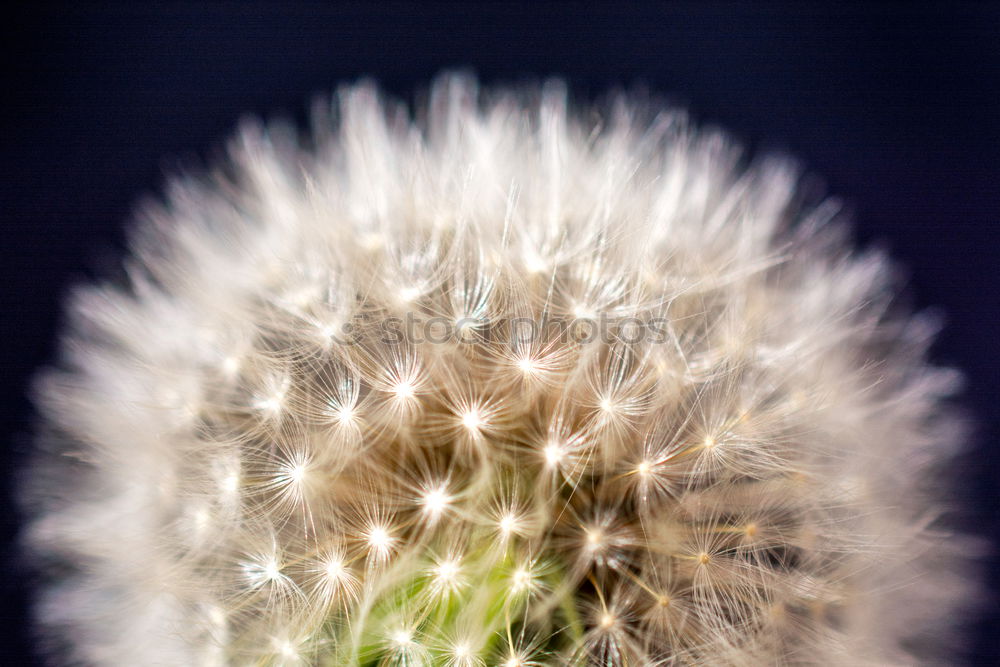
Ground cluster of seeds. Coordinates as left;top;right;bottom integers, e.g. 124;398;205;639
29;76;965;666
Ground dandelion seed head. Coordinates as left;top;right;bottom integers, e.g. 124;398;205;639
221;355;241;376
432;557;461;584
255;394;284;417
498;512;520;538
367;526;391;548
390;628;413;648
461;408;483;432
278;640;297;658
323;557;345;580
242;553;285;590
523;253;548;275
26;73;971;666
516;357;537;375
543;441;564;469
364;525;394;564
510;564;539;595
220;473;239;496
420;484;452;520
334;405;356;425
288;463;307;485
392;381;416;401
399;286;420;302
585;527;605;551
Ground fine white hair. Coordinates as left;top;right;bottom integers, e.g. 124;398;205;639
25;73;972;665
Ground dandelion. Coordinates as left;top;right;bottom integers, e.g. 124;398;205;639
25;73;971;665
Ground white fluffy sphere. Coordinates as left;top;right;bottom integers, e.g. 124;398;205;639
26;74;970;666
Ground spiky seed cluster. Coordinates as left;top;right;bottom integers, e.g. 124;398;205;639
27;75;968;666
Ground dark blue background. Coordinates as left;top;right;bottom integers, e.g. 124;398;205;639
3;2;998;664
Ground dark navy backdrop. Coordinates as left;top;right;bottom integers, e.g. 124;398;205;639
3;2;998;664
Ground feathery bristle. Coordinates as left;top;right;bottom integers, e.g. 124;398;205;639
25;73;970;666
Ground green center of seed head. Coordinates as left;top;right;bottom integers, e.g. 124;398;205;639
347;531;582;666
